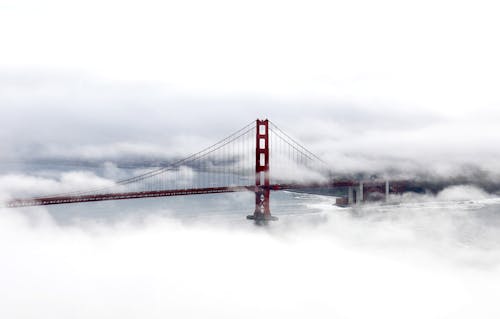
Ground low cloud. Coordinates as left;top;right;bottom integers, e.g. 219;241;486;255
2;187;500;318
2;1;500;318
1;75;500;186
0;172;115;201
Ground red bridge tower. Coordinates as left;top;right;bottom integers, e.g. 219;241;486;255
247;119;278;222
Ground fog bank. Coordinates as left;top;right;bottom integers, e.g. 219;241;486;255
2;185;500;318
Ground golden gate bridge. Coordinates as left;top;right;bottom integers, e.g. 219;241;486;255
6;119;408;221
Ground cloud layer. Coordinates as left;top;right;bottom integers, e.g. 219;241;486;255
2;187;500;319
1;0;500;184
2;2;500;318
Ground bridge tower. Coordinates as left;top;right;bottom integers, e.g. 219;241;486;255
247;119;278;222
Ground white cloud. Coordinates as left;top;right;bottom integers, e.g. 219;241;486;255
0;1;499;185
2;2;500;317
2;191;500;318
0;172;115;200
437;185;493;201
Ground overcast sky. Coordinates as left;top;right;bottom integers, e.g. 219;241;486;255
1;0;500;179
3;3;500;318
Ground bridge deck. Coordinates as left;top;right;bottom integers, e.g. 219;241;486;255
6;180;403;208
6;186;256;207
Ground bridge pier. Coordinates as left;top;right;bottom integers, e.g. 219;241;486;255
345;180;393;205
386;180;390;201
347;183;364;205
247;187;277;221
359;182;364;203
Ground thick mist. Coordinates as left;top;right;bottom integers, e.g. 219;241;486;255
2;1;500;318
2;186;500;319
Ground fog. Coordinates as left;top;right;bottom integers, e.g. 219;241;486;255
2;0;500;318
1;0;500;182
2;185;500;319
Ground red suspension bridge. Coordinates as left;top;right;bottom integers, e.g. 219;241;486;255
6;119;407;221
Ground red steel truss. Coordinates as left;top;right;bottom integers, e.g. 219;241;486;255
6;181;369;208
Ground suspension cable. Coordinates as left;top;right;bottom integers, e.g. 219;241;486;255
34;121;256;198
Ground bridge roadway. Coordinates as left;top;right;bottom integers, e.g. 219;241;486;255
6;181;363;208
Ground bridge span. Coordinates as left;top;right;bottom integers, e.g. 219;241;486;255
6;119;411;221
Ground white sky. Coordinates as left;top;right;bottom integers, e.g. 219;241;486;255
2;0;500;107
1;0;500;177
